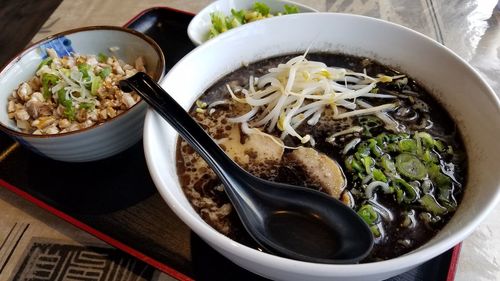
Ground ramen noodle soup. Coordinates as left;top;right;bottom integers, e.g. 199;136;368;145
176;53;466;262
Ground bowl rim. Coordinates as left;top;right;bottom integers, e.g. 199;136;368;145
187;0;319;46
146;12;500;276
0;25;165;139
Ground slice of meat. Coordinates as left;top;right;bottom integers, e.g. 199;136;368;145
288;147;346;199
178;124;284;235
220;125;284;169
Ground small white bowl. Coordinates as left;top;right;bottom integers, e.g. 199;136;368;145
187;0;318;45
145;13;500;281
0;26;165;162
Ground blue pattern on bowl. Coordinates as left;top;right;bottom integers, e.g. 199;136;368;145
39;36;75;58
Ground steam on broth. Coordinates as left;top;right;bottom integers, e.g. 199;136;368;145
176;53;466;262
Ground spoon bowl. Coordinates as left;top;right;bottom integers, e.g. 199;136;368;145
232;173;374;263
121;72;373;263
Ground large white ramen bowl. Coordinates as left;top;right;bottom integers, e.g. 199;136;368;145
144;13;500;281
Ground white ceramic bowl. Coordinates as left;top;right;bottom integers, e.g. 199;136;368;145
187;0;318;45
0;26;165;162
144;13;500;281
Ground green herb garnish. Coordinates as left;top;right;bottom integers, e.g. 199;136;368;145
283;4;299;14
79;102;94;110
357;204;378;225
395;153;427;180
253;2;270;15
57;89;75;120
207;2;300;39
99;66;111;79
77;63;91;80
91;76;102;95
41;73;59;99
97;52;108;63
37;57;53;70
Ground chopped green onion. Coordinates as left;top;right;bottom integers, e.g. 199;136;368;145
395;186;404;203
345;155;364;173
208;26;220;38
100;66;111;79
447;145;454;155
57;89;74;120
196;99;208;109
372;169;387;182
283;4;299;14
428;163;452;189
414;132;434;148
440;197;457;212
64;106;75;121
357;204;378;225
208;3;299;39
37;57;53;70
57;89;72;108
77;63;91;80
344;156;354;171
386;143;400;153
419;194;447;215
434;140;445;152
415;135;423;155
422;179;433;194
422;149;438;163
91;76;102;95
361;156;375;174
398;139;417;153
231;9;246;25
253;2;270;15
57;88;67;104
355;142;370;159
370;225;381;237
381;155;396;174
352;159;364;173
375;133;388;146
209;11;228;38
41;73;59;99
79;102;94;110
401;210;415;228
368;138;383;157
437;186;451;201
395;153;427;180
394;178;419;203
97;52;108;63
388;133;409;142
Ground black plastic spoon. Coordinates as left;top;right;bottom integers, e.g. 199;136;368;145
120;72;373;264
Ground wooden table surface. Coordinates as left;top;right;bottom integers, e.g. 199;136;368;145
0;0;62;67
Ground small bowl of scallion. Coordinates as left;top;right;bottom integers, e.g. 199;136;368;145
187;0;318;45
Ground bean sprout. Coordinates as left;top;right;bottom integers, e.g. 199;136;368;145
226;54;403;145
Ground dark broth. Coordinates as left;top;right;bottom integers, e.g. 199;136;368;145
176;53;466;262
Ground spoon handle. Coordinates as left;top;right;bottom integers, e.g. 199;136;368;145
120;72;241;184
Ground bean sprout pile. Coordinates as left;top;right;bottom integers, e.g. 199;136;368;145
226;54;405;146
